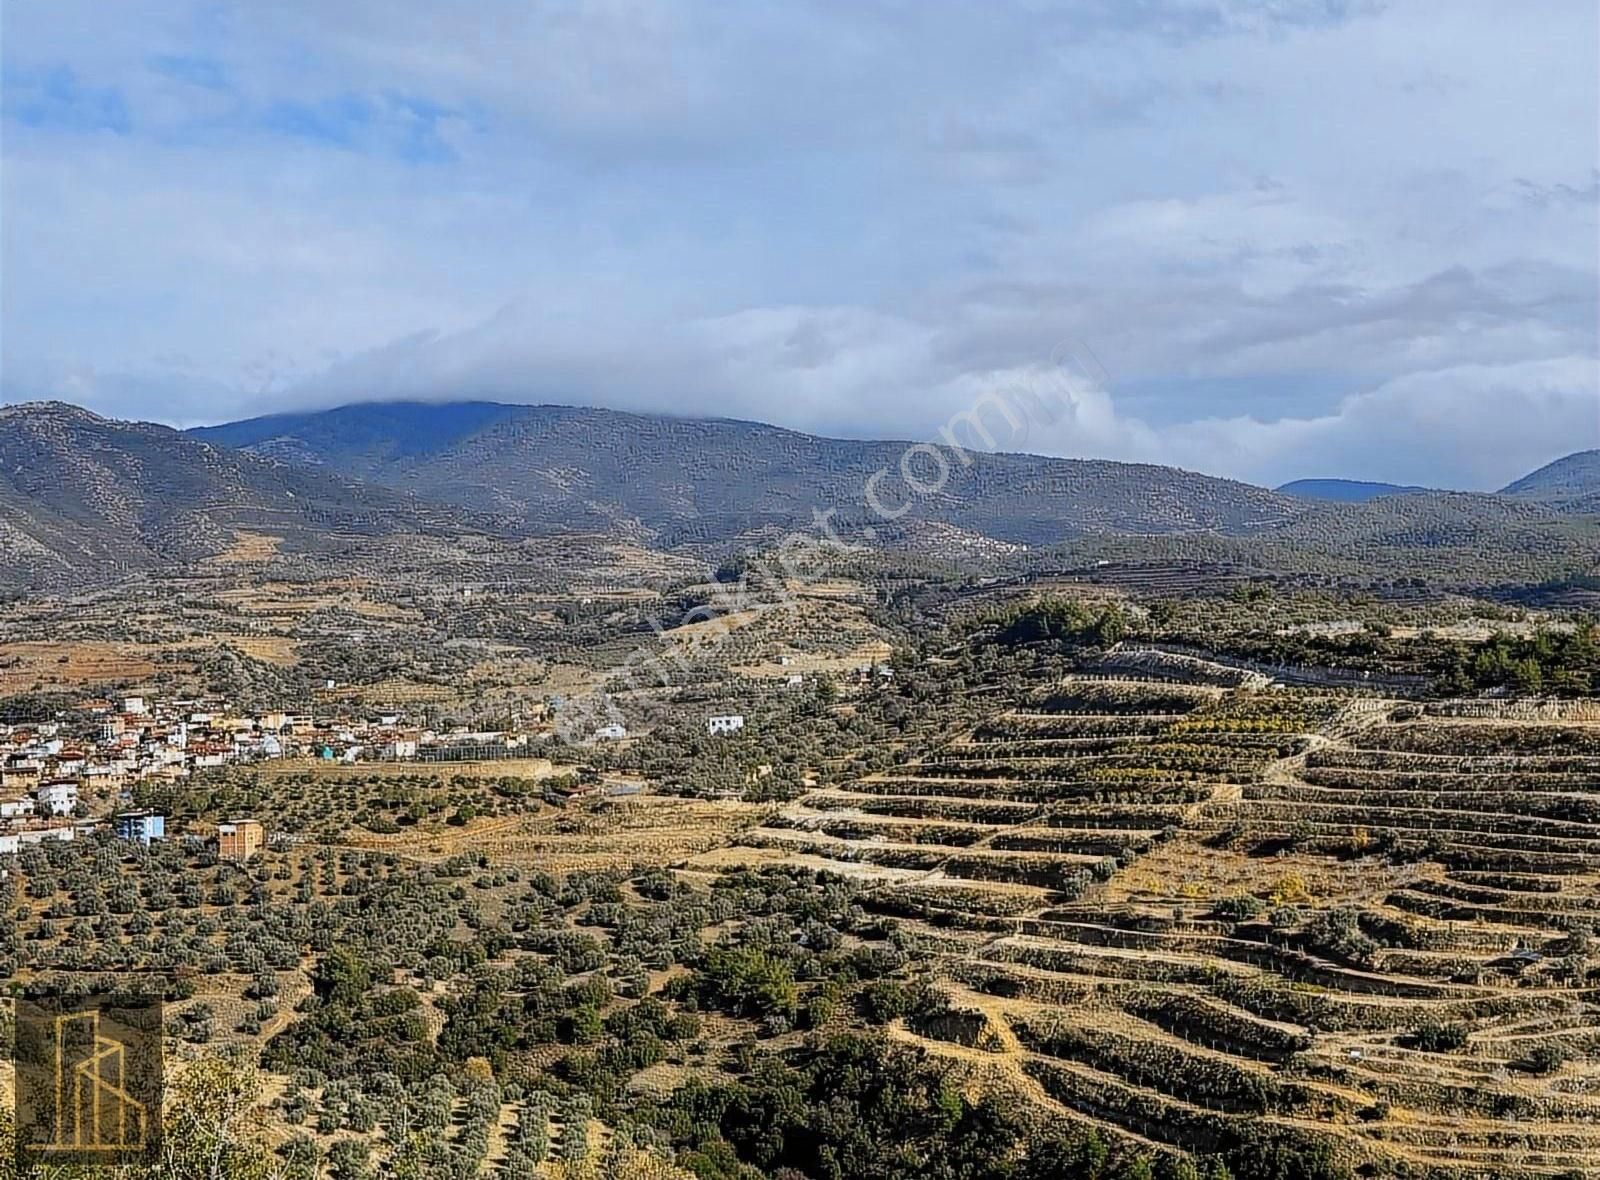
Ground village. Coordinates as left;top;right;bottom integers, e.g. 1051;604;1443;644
0;679;795;857
0;688;571;856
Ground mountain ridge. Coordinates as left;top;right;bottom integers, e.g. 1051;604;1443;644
1276;478;1431;503
0;400;488;589
189;399;1302;547
3;399;1597;592
1500;449;1600;510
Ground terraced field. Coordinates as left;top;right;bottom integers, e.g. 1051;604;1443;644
702;677;1600;1178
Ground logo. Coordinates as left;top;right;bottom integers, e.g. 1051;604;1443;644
14;994;163;1167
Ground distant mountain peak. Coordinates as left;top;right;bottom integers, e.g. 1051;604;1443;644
1;399;113;422
4;399;1595;592
1276;478;1429;503
190;398;1300;547
0;401;469;591
1500;449;1600;500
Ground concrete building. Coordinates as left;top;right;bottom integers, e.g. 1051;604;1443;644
19;824;74;845
113;811;166;845
36;781;79;816
217;819;264;861
707;715;745;736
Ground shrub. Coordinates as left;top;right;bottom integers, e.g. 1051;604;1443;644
1214;895;1264;923
1518;1043;1570;1075
1406;1022;1468;1053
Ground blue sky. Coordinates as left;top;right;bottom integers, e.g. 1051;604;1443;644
2;0;1596;488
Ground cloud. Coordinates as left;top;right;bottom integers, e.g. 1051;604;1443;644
1;0;1595;490
1158;356;1600;488
147;54;230;92
258;289;1597;490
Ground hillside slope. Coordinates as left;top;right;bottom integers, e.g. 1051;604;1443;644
0;402;477;588
1500;449;1600;511
1258;491;1600;584
191;400;1300;547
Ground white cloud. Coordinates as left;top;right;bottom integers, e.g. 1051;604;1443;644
1203;356;1600;488
891;352;1600;490
1;0;1595;488
270;296;1597;490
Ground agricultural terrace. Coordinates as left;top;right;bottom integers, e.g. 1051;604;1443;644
702;672;1600;1178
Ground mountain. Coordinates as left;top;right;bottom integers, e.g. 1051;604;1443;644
191;400;1299;548
0;402;475;589
1500;450;1600;510
13;399;1588;593
1276;478;1429;503
1265;490;1570;549
1258;490;1600;588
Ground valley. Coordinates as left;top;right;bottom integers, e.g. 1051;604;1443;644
0;403;1597;1180
1;525;1597;1178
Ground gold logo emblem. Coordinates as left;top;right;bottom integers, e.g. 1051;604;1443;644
33;1010;150;1153
15;996;162;1166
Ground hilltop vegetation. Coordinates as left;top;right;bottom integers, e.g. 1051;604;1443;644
191;400;1300;547
0;402;481;590
1502;450;1600;508
2;401;1598;596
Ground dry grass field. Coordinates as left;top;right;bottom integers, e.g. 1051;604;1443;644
203;529;286;565
347;794;772;872
0;640;174;688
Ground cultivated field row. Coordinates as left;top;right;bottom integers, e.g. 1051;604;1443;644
698;675;1600;1178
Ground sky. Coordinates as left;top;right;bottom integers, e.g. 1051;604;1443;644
2;0;1597;489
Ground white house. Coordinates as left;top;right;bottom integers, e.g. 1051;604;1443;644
707;715;745;736
36;781;79;816
593;723;628;741
0;832;18;855
785;674;805;688
0;797;36;819
19;824;74;845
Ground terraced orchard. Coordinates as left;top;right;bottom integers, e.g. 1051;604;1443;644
718;677;1600;1178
